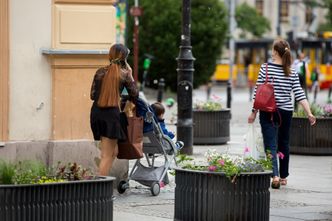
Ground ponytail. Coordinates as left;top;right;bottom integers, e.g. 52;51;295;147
273;39;292;77
98;64;120;107
282;49;291;76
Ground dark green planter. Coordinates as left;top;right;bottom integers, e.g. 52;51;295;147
193;109;231;145
174;168;271;221
290;117;332;155
0;176;115;221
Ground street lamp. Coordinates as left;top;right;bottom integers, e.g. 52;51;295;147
176;0;195;155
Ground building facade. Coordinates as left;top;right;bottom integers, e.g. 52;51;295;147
236;0;327;39
0;0;127;176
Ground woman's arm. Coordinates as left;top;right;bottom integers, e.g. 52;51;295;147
123;63;139;98
298;99;316;125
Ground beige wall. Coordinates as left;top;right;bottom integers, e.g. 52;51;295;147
52;4;116;49
9;0;52;140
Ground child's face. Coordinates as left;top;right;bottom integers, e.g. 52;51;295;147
159;113;164;120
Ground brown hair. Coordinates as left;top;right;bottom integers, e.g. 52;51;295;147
98;44;129;107
273;39;292;76
151;102;165;117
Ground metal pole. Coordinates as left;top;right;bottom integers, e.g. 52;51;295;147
277;0;281;36
177;0;195;155
133;0;139;81
157;78;165;102
227;0;235;109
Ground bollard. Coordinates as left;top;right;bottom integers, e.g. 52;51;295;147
157;78;165;102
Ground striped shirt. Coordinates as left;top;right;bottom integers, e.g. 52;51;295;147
253;62;306;111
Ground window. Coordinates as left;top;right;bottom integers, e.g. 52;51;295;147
305;6;313;24
255;0;263;15
280;0;289;22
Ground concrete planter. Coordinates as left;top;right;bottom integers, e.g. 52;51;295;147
193;109;231;145
290;117;332;155
0;176;115;221
174;168;271;221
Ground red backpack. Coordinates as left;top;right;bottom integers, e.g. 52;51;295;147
253;64;277;112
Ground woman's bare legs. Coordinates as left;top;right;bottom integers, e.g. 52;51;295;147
99;137;118;176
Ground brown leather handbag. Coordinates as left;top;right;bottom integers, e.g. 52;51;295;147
117;101;144;159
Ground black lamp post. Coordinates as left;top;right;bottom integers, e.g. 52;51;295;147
176;0;195;155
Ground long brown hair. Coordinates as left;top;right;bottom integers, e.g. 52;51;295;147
273;39;292;76
98;44;129;107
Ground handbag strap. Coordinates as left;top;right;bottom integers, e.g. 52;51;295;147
265;63;274;84
265;63;269;83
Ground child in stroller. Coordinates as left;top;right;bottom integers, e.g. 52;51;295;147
150;102;184;150
117;96;183;196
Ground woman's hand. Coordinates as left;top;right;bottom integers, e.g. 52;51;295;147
124;62;134;81
308;114;316;126
248;112;257;123
298;99;316;126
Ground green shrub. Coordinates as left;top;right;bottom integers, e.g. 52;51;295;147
0;160;94;185
293;103;332;118
293;103;323;117
0;160;16;184
13;161;48;184
194;100;223;111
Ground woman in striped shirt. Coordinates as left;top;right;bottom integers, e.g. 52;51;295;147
248;39;316;189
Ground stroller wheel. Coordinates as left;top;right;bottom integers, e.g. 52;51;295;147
150;182;160;196
117;180;128;194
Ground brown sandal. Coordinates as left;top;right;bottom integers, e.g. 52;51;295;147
280;178;287;185
271;177;281;189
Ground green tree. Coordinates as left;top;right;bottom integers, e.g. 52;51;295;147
304;0;332;32
235;3;270;38
318;0;332;32
126;0;228;91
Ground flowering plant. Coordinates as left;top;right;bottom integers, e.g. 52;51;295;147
193;94;223;111
177;149;272;182
293;103;332;118
0;160;94;185
322;104;332;117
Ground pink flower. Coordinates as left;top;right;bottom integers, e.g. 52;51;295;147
208;165;217;171
211;94;221;101
218;159;225;166
277;152;285;160
244;147;250;153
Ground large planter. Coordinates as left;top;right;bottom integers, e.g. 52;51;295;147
174;168;271;221
193;109;231;145
0;176;115;221
290;117;332;155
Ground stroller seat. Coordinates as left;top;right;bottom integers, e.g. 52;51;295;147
117;96;180;196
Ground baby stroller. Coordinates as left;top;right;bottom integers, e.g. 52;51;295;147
117;97;181;196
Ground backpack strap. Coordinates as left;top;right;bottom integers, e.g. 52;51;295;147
265;63;269;83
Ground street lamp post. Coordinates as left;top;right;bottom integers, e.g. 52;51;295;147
277;0;282;36
176;0;195;155
227;0;235;109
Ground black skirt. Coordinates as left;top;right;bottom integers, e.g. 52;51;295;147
90;103;127;141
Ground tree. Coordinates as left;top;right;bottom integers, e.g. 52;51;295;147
318;0;332;32
235;3;270;38
126;0;228;91
304;0;332;32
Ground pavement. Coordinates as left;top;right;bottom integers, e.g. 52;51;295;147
113;85;332;221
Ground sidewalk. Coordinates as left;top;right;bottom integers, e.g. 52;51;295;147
114;86;332;221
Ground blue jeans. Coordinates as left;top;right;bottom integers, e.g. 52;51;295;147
259;109;293;178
